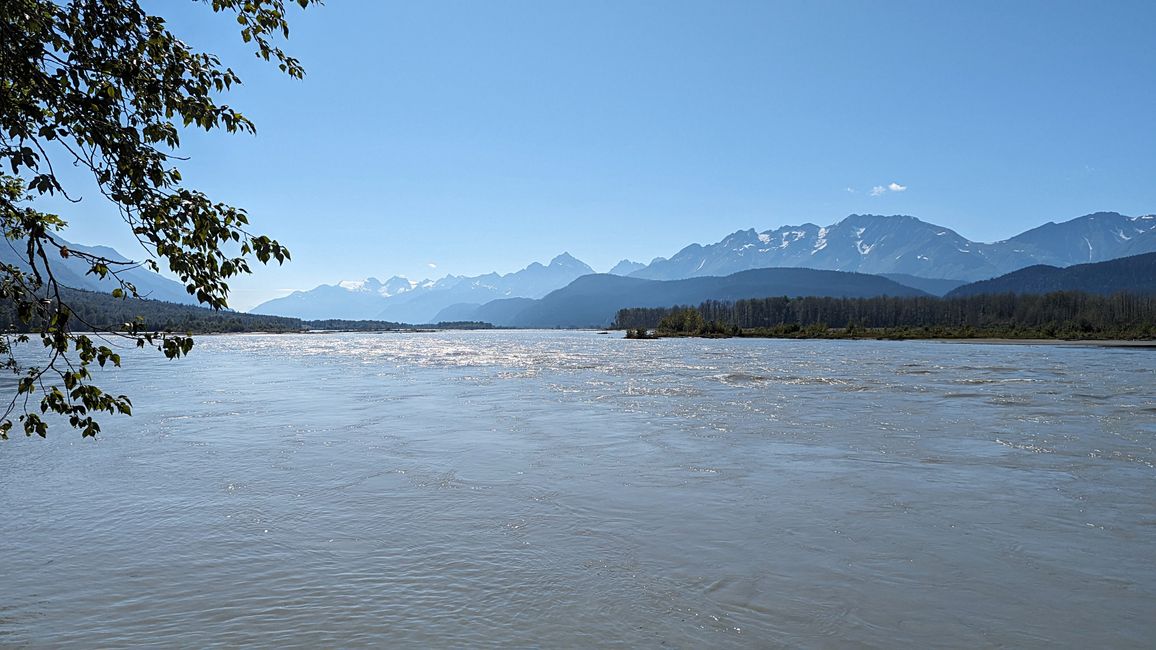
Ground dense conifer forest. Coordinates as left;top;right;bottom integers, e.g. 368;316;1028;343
614;292;1156;340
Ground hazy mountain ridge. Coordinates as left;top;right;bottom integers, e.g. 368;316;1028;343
608;259;646;276
249;211;1155;320
26;211;1153;322
0;234;197;305
437;267;929;328
252;253;594;322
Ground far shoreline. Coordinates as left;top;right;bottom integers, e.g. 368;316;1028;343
930;337;1156;349
155;329;1156;349
619;328;1156;349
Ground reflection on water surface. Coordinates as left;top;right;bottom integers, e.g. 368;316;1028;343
2;331;1154;647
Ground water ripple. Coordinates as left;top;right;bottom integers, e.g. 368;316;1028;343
1;331;1154;647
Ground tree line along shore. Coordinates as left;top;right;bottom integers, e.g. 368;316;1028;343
4;286;1154;341
0;288;492;334
614;292;1156;341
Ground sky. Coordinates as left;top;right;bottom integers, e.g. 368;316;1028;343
48;0;1156;310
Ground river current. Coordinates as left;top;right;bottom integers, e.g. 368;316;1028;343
1;331;1154;647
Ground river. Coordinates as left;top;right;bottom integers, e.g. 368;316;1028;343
1;331;1154;647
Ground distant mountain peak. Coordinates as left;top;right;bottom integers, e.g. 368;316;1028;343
845;213;917;220
549;252;586;267
608;259;646;276
336;275;418;297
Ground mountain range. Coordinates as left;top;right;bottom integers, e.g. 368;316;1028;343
9;211;1154;329
630;212;1156;282
438;268;929;328
252;253;595;323
250;211;1156;321
0;234;196;305
17;253;1150;336
446;252;1156;329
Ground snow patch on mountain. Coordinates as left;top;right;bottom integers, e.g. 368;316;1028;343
630;212;1156;283
812;227;829;254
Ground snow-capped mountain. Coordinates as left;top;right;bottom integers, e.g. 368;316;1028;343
251;253;594;322
336;276;425;297
248;275;429;320
630;212;1156;282
250;211;1155;322
988;212;1156;268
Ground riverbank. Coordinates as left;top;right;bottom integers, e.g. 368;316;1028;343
936;338;1156;348
625;327;1156;346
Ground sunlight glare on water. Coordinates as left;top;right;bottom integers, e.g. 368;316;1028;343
2;331;1154;647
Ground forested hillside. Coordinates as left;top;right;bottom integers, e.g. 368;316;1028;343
947;252;1156;297
614;292;1156;339
0;288;305;333
0;289;501;335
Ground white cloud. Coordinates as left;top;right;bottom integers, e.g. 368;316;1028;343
870;182;908;197
845;187;856;193
427;262;438;269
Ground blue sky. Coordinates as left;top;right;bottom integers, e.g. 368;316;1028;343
55;1;1156;310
